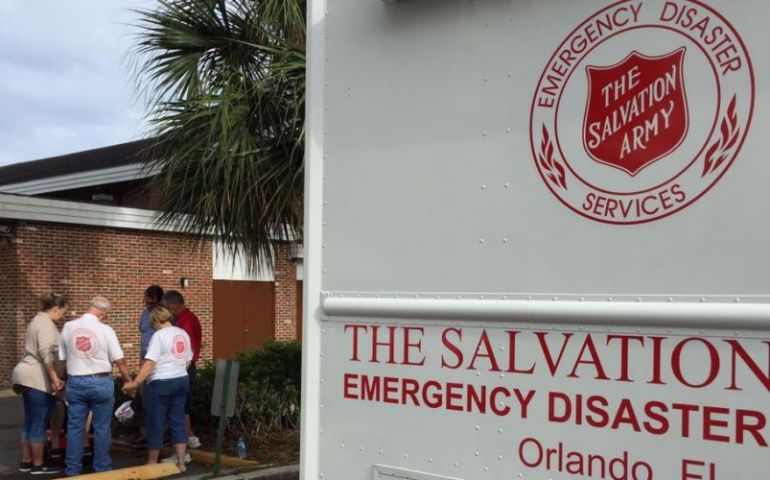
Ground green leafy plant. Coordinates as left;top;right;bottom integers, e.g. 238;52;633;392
189;340;302;437
237;340;301;389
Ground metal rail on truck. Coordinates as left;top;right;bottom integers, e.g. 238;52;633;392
324;296;770;330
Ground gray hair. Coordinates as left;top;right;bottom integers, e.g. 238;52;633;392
90;296;112;313
162;290;185;306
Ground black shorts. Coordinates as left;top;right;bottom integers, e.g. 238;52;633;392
184;364;196;414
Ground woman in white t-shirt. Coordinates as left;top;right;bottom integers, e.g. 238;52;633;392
123;307;192;471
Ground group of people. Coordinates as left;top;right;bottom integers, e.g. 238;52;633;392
11;286;203;476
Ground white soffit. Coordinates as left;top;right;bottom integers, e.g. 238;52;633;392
0;192;179;233
0;162;161;195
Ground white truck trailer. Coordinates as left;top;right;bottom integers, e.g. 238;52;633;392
301;1;768;479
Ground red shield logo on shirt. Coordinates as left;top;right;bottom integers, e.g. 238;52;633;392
70;328;100;359
172;335;187;359
75;336;92;353
583;48;689;176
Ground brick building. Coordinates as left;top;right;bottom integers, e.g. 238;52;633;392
0;143;302;388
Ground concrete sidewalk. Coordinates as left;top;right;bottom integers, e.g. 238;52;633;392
196;465;298;480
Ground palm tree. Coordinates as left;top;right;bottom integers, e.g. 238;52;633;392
132;0;306;266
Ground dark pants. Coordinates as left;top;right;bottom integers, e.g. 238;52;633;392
184;364;196;415
130;384;147;434
145;376;189;450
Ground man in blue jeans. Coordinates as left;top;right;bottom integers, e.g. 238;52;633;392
59;297;132;476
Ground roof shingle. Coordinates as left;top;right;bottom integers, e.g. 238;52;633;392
0;139;154;186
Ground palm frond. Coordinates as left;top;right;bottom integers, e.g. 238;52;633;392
132;0;306;268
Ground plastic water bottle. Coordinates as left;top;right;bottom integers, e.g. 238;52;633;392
237;437;247;459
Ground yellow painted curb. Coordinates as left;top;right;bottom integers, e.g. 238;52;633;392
113;440;259;467
163;448;260;467
55;462;180;480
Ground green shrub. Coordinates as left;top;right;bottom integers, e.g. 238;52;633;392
237;340;302;390
190;340;302;437
189;364;218;434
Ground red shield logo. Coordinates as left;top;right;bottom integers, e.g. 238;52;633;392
76;336;92;353
172;335;187;358
583;48;688;176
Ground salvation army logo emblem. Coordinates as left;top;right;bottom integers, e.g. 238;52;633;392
71;328;100;358
76;336;91;352
530;0;754;224
584;48;688;176
172;334;187;359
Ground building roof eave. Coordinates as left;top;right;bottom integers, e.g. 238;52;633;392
0;193;299;243
0;162;161;195
0;192;181;233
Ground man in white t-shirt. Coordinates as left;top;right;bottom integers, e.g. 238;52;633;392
59;296;131;476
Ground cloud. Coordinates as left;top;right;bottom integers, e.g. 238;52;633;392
0;0;156;166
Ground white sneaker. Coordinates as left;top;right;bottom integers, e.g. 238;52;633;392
161;453;191;464
187;436;201;449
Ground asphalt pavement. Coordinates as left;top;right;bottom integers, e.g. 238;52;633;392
0;391;210;479
0;391;24;476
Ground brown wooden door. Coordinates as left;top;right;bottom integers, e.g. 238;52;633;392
296;280;303;343
213;280;275;359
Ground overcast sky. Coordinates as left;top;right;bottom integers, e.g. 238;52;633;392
0;0;156;167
